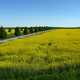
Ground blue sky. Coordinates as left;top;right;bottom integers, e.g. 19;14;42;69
0;0;80;27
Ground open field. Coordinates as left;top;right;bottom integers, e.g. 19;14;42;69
0;29;80;80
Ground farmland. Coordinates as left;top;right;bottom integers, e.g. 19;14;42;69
0;29;80;80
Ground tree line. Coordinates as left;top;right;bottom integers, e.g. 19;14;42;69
0;26;53;39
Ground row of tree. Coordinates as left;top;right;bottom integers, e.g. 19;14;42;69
0;26;53;39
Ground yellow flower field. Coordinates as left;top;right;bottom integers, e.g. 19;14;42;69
0;29;80;80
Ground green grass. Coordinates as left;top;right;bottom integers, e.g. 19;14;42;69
0;29;80;80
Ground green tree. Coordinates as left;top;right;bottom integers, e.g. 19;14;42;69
34;27;39;32
0;26;7;39
29;27;34;33
23;27;29;35
20;27;24;31
14;27;21;36
8;28;12;32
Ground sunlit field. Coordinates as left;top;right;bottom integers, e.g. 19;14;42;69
0;29;80;80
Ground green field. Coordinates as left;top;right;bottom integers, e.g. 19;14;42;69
0;29;80;80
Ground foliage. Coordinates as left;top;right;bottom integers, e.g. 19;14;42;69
14;27;21;36
29;27;34;33
23;27;29;35
8;28;12;32
0;26;7;39
0;26;53;39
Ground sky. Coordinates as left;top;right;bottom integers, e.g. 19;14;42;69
0;0;80;27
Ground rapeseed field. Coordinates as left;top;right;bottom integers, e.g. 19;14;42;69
0;29;80;80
